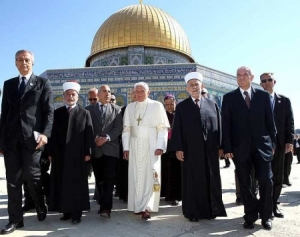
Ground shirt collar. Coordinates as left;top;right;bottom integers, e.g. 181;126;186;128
191;97;201;102
98;102;108;107
239;87;252;98
19;73;32;81
65;104;77;109
136;98;149;105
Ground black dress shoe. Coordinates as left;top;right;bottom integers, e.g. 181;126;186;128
262;219;272;230
60;214;72;221
243;221;254;229
36;206;47;221
171;200;179;206
72;218;81;224
189;218;199;222
22;204;35;212
273;207;284;218
0;221;24;235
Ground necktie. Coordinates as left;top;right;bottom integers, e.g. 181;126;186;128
243;91;251;108
67;107;72;114
100;104;105;124
18;77;26;98
195;99;200;108
270;95;275;110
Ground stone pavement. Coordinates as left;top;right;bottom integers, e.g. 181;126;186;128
0;155;299;237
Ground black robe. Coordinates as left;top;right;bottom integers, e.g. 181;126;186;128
118;106;128;202
48;105;93;213
170;97;226;220
161;111;182;201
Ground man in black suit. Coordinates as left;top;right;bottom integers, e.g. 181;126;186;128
222;66;276;230
0;50;54;234
85;85;123;219
260;72;294;218
293;134;300;163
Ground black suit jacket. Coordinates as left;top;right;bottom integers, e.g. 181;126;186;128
294;139;300;152
221;87;276;161
0;74;54;151
273;93;294;149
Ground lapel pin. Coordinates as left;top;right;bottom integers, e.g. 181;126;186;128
278;100;281;103
30;83;33;86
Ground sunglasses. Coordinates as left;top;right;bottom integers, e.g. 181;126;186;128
111;99;115;101
201;92;207;95
261;78;273;83
88;98;97;102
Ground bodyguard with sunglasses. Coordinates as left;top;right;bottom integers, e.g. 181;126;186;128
87;88;99;105
260;72;294;219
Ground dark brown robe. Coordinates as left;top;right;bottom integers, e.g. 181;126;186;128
170;97;226;220
48;105;93;213
161;111;182;202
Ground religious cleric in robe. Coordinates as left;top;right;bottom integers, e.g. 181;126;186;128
122;82;170;220
48;81;93;224
170;72;227;222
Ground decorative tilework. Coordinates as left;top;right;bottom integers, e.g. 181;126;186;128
42;63;260;108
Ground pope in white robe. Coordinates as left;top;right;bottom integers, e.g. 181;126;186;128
122;82;169;218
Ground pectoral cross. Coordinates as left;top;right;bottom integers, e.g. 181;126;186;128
136;114;142;126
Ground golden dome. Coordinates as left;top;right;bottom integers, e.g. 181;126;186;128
86;3;193;66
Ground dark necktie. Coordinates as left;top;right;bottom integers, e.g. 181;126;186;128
195;99;200;108
244;91;251;108
100;104;105;124
18;77;26;98
67;106;72;114
270;95;275;111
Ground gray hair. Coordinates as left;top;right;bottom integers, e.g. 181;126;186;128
237;66;253;76
88;87;98;94
15;50;35;64
134;82;149;91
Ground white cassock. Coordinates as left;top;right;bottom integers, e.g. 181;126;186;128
122;98;169;213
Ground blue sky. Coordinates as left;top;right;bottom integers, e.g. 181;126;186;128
1;0;299;128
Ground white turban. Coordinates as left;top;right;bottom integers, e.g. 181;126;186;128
63;81;80;93
184;72;203;84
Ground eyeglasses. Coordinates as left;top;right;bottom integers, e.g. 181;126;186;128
201;92;207;95
111;99;115;101
88;98;97;102
261;78;273;83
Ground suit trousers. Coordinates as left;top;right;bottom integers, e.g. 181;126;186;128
235;166;257;199
23;154;51;206
284;152;293;184
3;130;44;223
295;148;300;163
234;140;273;223
92;155;118;212
271;147;285;206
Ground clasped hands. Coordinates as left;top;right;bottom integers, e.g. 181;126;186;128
95;136;108;147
